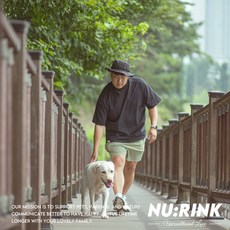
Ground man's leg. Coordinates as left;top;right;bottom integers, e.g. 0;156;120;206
122;161;137;195
111;155;126;195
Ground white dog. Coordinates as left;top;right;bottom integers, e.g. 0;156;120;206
81;161;115;219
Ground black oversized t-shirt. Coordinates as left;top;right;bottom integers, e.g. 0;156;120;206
92;76;161;142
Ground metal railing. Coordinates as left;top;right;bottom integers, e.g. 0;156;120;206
136;91;230;219
0;11;91;230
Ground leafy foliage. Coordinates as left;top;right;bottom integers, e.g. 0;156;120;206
3;0;201;124
132;0;201;120
4;0;154;116
3;0;203;159
4;0;149;81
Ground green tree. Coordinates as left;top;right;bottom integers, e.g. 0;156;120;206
3;0;201;124
132;0;201;121
3;0;202;158
3;0;149;88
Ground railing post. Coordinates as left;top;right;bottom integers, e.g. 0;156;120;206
150;137;157;191
190;104;203;207
11;20;30;230
0;33;14;216
143;139;149;187
161;124;168;194
62;103;69;206
177;112;189;204
28;50;43;230
78;124;83;183
155;131;161;192
53;90;64;212
167;119;178;199
68;112;73;204
79;125;85;183
73;118;79;195
207;91;224;204
42;71;55;230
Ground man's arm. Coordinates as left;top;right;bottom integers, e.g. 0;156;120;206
90;124;105;162
148;106;158;144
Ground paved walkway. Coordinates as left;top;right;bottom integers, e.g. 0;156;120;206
52;182;230;230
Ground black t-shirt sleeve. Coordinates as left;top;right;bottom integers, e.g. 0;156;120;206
92;93;107;126
143;81;161;109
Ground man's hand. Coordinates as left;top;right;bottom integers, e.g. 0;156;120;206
90;124;104;163
89;152;98;162
148;128;157;144
148;107;158;144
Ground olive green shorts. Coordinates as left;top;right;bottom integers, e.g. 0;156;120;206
105;139;145;162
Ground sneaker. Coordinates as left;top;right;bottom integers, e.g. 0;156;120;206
113;194;131;212
123;200;131;212
113;194;125;210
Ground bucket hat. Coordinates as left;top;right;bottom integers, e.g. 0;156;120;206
106;60;134;77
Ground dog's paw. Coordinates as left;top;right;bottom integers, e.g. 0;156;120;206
101;211;109;219
89;211;97;216
91;207;96;212
90;207;98;216
81;210;86;216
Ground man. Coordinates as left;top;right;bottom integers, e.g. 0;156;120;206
90;60;161;211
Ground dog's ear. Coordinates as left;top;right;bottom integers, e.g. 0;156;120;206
94;162;102;172
108;161;115;169
95;165;100;170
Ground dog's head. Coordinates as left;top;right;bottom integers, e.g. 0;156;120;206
97;161;115;188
